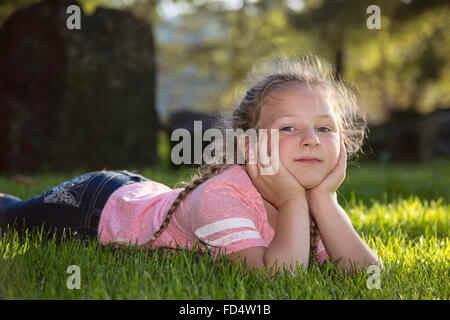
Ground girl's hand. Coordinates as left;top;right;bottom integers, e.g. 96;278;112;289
308;135;347;200
244;133;306;210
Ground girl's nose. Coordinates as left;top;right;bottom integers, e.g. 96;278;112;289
300;130;320;148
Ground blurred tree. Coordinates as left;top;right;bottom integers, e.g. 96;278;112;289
343;1;450;123
0;0;159;173
288;0;402;80
155;0;314;115
0;0;40;26
0;0;119;25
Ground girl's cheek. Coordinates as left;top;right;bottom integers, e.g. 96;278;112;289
277;138;292;158
332;141;341;165
320;135;338;146
322;136;340;161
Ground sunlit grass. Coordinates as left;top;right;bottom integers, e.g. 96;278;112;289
0;160;449;299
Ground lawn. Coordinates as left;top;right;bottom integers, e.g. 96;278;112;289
0;160;449;299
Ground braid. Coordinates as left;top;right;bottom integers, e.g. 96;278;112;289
140;164;231;251
309;216;320;266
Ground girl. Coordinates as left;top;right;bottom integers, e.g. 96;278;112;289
0;55;379;275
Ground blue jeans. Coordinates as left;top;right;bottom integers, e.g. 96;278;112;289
0;170;150;239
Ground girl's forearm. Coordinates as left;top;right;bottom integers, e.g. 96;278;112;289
264;198;310;274
309;193;379;272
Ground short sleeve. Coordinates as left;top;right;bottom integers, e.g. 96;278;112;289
190;182;268;256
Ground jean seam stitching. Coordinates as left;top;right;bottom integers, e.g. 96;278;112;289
78;173;100;204
84;173;120;229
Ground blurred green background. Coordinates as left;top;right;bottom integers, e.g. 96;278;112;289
0;0;449;175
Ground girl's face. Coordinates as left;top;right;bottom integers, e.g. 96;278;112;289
256;86;341;189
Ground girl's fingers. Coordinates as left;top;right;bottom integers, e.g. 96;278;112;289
245;137;259;180
321;135;346;185
328;137;347;184
246;133;270;180
340;133;347;160
339;138;347;168
245;156;257;181
258;133;270;168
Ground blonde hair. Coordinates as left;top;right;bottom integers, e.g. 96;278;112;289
140;54;367;266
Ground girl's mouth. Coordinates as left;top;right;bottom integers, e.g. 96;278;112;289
295;157;322;164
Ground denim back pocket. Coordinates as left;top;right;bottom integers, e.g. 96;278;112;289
42;172;96;208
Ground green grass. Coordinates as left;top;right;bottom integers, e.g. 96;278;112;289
0;159;449;299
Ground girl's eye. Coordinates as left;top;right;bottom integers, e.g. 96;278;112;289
280;126;295;132
280;126;332;133
317;127;331;132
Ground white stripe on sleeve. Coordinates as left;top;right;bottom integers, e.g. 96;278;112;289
194;218;257;238
208;230;262;246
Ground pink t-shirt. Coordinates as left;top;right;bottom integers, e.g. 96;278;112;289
98;164;328;264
